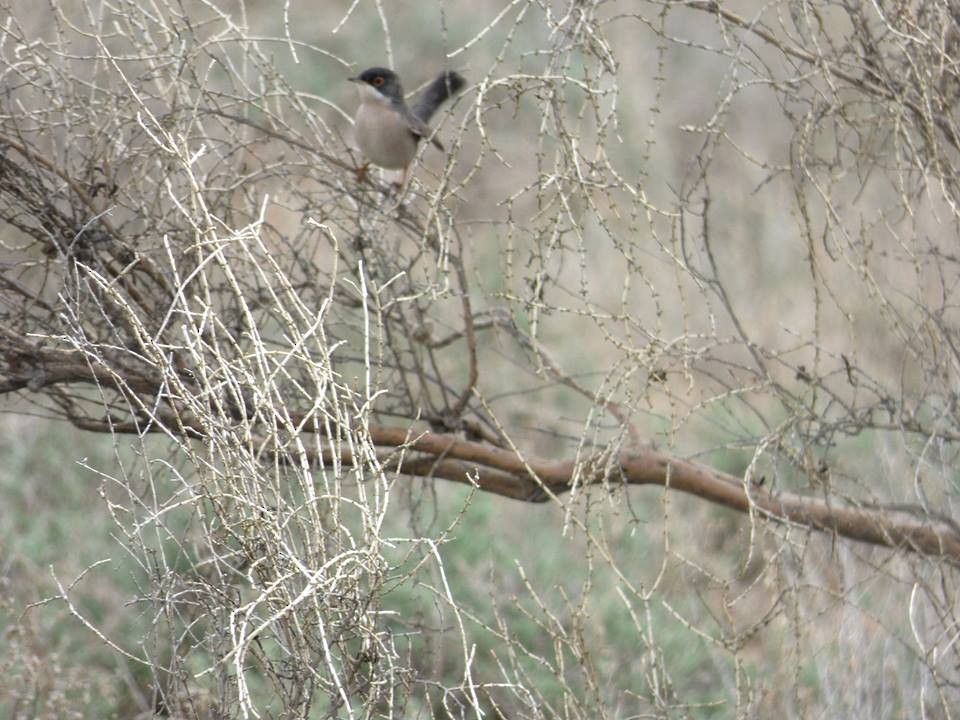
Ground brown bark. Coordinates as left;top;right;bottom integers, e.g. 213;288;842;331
63;409;960;562
275;422;960;563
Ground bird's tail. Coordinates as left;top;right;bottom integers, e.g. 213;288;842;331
411;71;466;123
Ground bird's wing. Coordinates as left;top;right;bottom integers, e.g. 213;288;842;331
404;72;464;152
405;114;445;151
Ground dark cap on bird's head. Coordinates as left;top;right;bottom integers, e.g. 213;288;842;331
349;67;404;103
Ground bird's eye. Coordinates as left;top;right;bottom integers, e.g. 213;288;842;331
372;76;385;87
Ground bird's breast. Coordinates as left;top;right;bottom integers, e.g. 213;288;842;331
354;103;419;170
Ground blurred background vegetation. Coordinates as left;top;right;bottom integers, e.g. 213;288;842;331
2;0;959;717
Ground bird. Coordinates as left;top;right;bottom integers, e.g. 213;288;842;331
349;67;465;186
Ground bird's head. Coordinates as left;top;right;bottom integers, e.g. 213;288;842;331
349;67;403;105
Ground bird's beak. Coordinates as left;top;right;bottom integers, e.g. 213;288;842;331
347;77;360;83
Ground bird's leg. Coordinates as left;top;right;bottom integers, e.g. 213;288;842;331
400;165;409;190
391;165;410;193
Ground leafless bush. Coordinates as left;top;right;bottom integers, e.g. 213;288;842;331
1;0;959;716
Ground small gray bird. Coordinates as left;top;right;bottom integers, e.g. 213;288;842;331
349;67;465;184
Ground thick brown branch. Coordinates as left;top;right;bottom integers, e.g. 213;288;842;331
364;427;960;562
66;408;960;563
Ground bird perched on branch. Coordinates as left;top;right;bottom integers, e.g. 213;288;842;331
349;67;465;185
